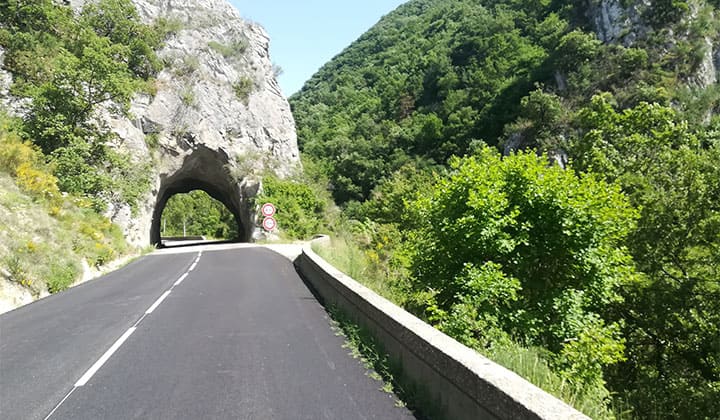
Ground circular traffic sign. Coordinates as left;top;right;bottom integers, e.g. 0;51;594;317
262;216;277;231
261;203;276;217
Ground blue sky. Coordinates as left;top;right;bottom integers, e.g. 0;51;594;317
230;1;407;96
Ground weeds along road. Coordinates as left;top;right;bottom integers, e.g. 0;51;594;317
0;245;415;420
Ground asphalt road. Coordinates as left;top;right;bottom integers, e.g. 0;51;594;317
0;245;416;420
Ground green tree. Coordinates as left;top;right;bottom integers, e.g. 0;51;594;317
407;146;638;390
162;190;237;239
571;94;720;418
0;0;162;210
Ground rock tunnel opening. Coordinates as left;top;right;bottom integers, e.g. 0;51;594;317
150;146;254;246
157;188;240;241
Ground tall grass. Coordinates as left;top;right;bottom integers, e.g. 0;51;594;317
312;234;405;304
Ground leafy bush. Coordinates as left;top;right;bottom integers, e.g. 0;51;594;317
407;146;638;391
1;0;158;210
233;76;255;103
15;163;61;201
257;175;327;239
47;260;80;293
571;94;720;418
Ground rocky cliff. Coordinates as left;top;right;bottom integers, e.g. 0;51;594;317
71;0;300;245
587;0;719;88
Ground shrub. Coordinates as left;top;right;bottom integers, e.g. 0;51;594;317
15;163;61;201
47;260;80;293
407;146;639;390
180;87;195;106
208;39;248;58
257;175;326;239
233;76;255;103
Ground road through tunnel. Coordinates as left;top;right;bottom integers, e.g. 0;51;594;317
150;146;255;245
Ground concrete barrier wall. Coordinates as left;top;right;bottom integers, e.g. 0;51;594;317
295;241;589;420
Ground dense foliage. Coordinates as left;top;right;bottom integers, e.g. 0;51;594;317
256;172;333;240
0;0;171;293
0;0;168;210
161;190;238;239
409;148;637;392
0;113;130;294
292;0;720;417
291;0;720;204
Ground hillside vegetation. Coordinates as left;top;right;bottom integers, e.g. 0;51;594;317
0;0;170;301
291;0;720;418
0;115;130;303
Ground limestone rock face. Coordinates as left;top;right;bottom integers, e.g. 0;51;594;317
77;0;300;245
586;0;651;45
586;0;719;89
0;47;29;116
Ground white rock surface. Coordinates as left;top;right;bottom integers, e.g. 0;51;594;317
587;0;719;89
78;0;300;245
588;0;651;45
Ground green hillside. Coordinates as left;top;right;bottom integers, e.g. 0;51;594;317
291;0;720;418
292;0;719;202
0;0;167;302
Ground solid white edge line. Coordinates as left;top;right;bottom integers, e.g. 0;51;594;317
74;327;137;387
189;262;197;272
145;290;171;314
174;273;189;287
43;387;77;420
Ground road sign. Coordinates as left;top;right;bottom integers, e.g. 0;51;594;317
261;203;276;217
262;216;277;232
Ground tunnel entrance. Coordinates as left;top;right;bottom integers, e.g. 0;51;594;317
160;190;239;240
150;145;255;246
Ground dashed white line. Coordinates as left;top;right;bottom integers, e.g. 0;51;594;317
75;327;137;387
46;252;203;418
174;273;189;287
145;290;171;314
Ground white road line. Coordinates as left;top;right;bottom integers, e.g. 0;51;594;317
145;290;171;314
43;387;77;420
174;273;189;287
132;313;148;328
74;327;137;387
46;254;200;417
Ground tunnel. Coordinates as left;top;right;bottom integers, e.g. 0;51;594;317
150;145;255;246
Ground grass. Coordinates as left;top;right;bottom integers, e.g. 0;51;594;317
327;306;444;420
313;234;624;419
312;234;405;304
208;39;248;59
0;172;132;297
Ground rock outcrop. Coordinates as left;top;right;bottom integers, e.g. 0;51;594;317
588;0;651;45
77;0;300;245
586;0;719;88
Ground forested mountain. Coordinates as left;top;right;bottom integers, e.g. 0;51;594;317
292;0;719;203
291;0;720;418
